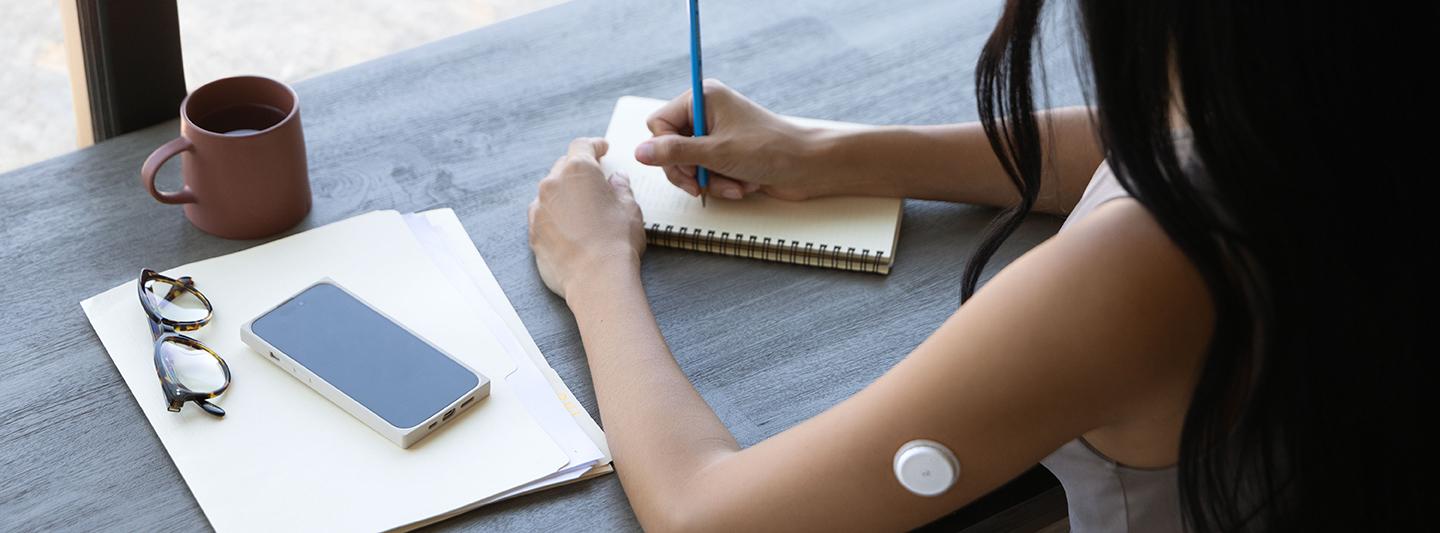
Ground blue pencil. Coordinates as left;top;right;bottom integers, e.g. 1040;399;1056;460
688;0;709;207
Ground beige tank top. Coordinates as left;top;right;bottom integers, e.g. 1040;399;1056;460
1039;162;1184;533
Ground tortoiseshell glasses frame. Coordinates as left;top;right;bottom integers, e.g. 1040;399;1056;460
138;269;231;417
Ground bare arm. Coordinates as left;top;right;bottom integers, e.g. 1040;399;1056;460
560;201;1211;531
804;107;1105;214
635;81;1104;215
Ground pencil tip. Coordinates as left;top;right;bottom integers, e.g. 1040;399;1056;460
701;192;707;207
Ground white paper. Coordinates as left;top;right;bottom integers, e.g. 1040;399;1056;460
404;212;605;470
418;210;613;461
80;211;568;533
380;210;617;530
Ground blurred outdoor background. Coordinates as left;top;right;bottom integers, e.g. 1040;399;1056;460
0;0;568;174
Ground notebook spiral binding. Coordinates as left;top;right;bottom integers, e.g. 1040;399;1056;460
645;223;890;274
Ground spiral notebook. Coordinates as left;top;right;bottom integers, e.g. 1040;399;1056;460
601;96;903;274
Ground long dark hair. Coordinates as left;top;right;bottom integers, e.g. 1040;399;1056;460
965;1;1424;530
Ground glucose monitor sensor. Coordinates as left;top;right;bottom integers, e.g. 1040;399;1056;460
894;439;961;497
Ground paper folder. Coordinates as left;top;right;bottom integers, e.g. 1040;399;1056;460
81;209;611;532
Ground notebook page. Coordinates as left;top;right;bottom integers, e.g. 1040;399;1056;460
601;96;903;260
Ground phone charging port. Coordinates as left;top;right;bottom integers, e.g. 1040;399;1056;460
442;409;455;421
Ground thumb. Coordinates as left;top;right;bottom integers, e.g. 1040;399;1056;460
635;134;717;167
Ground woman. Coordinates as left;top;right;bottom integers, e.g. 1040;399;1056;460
527;1;1422;530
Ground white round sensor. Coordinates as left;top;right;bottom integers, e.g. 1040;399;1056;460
893;439;960;497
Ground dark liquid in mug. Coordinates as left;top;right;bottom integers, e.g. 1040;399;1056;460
194;103;288;135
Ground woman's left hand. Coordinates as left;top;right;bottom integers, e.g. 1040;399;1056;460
528;137;646;300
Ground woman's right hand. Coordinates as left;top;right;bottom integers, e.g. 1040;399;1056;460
637;80;830;201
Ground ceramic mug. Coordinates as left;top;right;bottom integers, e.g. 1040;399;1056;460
141;75;311;239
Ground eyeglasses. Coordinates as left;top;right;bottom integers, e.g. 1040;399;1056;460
138;269;231;417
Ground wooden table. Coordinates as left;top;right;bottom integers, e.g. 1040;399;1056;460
0;0;1087;530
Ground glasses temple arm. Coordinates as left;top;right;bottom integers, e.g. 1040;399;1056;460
161;277;196;302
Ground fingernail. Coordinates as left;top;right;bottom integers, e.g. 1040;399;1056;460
721;187;742;200
635;142;655;163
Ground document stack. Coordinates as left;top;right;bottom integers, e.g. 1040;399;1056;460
81;209;611;532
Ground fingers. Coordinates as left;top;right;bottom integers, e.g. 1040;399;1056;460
549;154;569;176
662;165;700;196
547;134;752;203
708;176;748;200
567;137;608;160
660;165;751;200
608;172;634;197
701;78;730;94
635;134;716;167
647;91;695;137
645;79;732;136
544;137;608;188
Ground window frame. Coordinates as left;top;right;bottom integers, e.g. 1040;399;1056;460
59;0;186;146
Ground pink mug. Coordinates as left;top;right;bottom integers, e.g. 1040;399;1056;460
141;75;311;240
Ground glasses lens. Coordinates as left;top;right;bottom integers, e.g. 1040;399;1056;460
143;279;210;323
160;338;227;394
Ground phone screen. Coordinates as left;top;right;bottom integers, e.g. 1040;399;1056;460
251;282;479;429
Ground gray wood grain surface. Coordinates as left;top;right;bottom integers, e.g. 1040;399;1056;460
0;0;1087;530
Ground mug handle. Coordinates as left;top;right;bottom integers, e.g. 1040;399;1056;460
141;137;198;204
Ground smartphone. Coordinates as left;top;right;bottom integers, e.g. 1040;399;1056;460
240;280;489;448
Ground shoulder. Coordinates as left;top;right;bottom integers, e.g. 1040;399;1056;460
961;198;1214;414
1049;198;1205;301
985;198;1209;307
